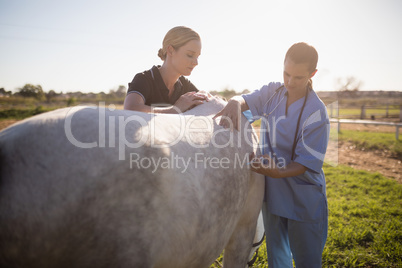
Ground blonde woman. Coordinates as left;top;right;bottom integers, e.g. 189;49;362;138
124;26;209;113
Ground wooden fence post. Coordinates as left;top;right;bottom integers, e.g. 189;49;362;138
400;105;402;122
386;104;389;118
337;103;339;118
360;105;366;119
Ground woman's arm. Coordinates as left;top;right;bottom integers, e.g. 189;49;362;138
123;93;177;113
123;92;208;113
213;96;249;131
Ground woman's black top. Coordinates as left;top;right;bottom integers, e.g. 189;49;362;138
127;65;198;106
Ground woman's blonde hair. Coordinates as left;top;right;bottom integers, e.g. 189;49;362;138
158;26;201;61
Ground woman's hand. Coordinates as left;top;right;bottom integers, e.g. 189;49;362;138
248;152;307;178
213;96;247;131
174;91;210;113
248;152;281;178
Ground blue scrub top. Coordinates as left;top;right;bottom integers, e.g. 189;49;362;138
243;82;330;222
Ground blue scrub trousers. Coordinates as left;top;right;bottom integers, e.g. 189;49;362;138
261;202;328;268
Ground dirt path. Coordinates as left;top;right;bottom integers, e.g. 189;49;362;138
328;122;401;183
335;141;401;183
1;119;401;183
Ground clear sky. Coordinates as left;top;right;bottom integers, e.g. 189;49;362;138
1;0;401;94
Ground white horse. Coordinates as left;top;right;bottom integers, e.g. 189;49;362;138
0;96;265;268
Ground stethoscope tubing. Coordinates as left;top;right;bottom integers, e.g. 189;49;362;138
261;85;310;161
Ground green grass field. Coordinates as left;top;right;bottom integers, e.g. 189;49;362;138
212;165;402;267
323;165;401;267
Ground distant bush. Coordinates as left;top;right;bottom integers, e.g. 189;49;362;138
67;97;77;107
0;106;52;119
16;84;45;100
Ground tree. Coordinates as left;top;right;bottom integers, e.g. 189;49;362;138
45;89;57;103
336;76;362;92
17;84;45;100
109;85;126;99
336;76;363;98
116;85;126;98
0;88;12;97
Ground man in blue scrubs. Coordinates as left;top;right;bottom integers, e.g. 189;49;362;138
214;42;330;267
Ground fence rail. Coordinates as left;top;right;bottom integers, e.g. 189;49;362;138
327;103;402;121
330;119;402;140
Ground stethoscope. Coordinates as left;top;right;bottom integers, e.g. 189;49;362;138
261;85;310;161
